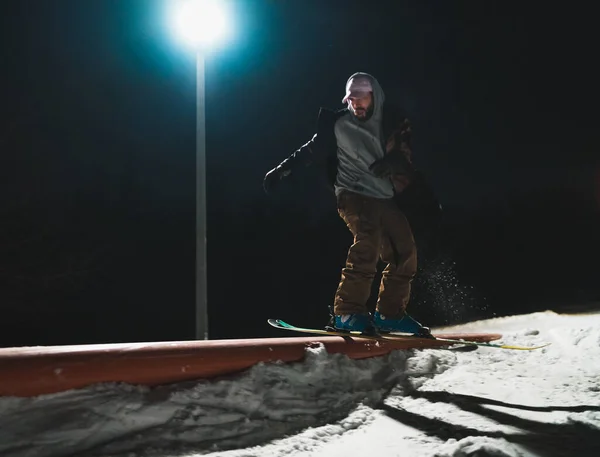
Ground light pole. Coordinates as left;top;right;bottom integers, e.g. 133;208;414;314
171;0;231;340
196;52;207;340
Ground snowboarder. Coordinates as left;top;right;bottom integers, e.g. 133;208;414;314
263;72;427;335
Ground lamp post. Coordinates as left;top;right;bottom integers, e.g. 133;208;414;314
171;0;231;340
195;52;208;341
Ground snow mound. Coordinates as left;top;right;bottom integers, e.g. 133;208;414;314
435;436;524;457
403;350;458;390
0;344;434;457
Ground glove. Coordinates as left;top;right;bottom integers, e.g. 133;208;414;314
369;151;412;178
263;165;290;195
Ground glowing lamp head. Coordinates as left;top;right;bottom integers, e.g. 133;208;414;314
171;0;231;50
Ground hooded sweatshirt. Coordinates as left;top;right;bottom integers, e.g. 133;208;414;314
333;73;394;199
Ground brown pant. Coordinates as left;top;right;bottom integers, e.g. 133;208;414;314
333;191;417;317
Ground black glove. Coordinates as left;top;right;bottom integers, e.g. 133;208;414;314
263;165;290;195
369;151;412;178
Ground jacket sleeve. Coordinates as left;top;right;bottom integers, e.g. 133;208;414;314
277;133;321;175
275;107;339;176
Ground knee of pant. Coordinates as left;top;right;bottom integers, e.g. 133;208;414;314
348;250;380;271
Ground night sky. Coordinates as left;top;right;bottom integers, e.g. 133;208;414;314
1;0;598;347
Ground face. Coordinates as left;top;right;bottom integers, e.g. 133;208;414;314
347;92;374;120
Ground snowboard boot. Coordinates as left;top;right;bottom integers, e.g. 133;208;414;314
373;311;431;337
329;313;378;336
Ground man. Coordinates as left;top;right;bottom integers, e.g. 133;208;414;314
263;72;427;336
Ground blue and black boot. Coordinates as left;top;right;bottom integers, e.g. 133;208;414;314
326;307;378;336
373;311;431;337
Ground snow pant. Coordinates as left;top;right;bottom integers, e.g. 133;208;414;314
333;190;417;317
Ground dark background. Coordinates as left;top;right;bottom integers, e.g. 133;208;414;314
1;0;598;347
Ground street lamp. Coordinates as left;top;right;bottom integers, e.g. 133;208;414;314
170;0;232;340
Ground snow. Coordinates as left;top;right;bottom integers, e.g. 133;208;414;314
2;310;600;457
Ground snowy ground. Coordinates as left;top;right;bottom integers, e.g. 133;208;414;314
2;310;600;457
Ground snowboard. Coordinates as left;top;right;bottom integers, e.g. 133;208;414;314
268;319;551;351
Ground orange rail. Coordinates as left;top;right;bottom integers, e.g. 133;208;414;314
0;333;500;398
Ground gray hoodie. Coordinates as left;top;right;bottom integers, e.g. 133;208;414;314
333;73;394;199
